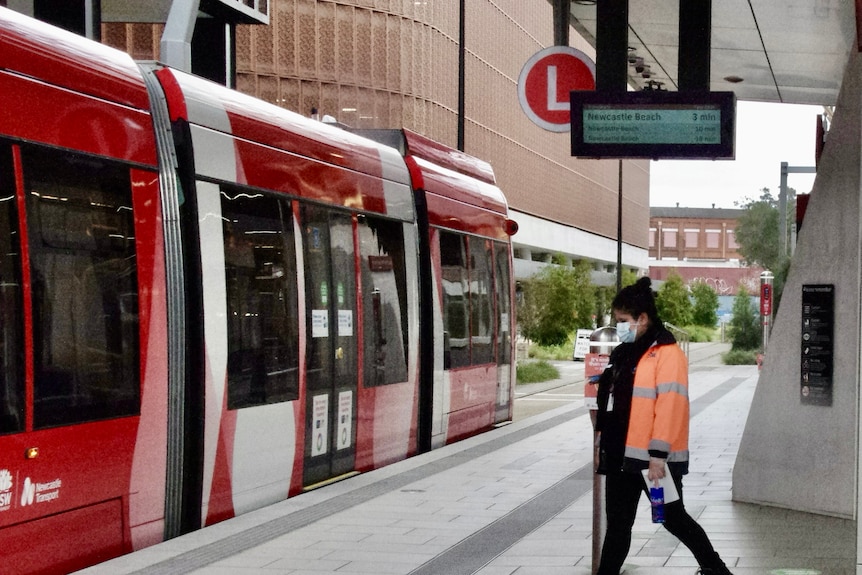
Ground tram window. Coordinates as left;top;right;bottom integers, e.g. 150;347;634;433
470;239;494;365
357;216;408;387
221;188;299;409
439;231;469;369
23;147;140;429
0;147;24;434
494;242;513;367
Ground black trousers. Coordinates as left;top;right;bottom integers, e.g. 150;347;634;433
596;467;724;574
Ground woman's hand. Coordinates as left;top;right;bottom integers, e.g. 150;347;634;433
647;456;666;485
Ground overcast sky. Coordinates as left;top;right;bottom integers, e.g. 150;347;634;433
649;100;824;208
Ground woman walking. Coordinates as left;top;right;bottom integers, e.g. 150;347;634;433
595;277;732;575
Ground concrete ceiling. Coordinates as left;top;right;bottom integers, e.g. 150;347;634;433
565;0;857;106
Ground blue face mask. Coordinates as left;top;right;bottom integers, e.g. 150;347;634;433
616;320;639;343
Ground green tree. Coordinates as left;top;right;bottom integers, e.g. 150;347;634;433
690;280;719;327
734;188;782;271
571;259;597;330
734;187;794;312
594;269;638;326
517;256;594;346
729;285;760;351
656;271;693;326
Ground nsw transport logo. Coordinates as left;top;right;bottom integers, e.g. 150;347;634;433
0;469;12;511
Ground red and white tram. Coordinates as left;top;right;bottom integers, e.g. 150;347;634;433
0;8;516;574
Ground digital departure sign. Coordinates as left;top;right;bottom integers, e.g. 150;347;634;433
570;91;736;159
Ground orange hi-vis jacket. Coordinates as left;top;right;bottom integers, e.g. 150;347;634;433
624;340;690;469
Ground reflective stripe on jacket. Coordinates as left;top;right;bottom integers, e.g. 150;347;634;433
623;341;690;469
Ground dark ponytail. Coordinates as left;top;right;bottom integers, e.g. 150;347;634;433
612;276;661;325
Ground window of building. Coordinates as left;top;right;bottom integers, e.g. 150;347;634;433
684;229;699;248
649;228;656;248
706;229;721;249
662;229;677;248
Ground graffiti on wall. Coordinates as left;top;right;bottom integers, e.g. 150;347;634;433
649;266;763;296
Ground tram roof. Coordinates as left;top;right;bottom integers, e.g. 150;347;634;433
161;68;412;188
0;6;150;111
352;128;509;217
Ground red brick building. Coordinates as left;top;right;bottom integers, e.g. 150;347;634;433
649;206;761;296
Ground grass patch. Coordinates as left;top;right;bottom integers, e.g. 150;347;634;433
722;348;759;365
527;335;575;361
516;360;560;384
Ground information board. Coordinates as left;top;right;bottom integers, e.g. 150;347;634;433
569;90;736;159
801;284;834;406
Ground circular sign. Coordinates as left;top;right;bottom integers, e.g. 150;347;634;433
518;46;596;132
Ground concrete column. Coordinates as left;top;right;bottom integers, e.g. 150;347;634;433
732;50;862;522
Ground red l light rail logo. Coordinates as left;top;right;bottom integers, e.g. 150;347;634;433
518;46;595;133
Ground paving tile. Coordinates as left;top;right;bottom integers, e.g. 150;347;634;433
76;362;857;575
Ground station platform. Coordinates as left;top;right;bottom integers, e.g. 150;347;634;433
75;343;855;575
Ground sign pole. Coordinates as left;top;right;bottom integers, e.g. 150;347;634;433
616;160;623;294
760;270;773;351
586;328;618;575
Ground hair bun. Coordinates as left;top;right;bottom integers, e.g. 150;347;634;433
635;277;652;291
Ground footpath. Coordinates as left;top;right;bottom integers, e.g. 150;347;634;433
76;342;855;575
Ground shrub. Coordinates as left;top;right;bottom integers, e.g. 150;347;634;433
729;286;761;351
656;271;693;326
690;281;720;327
723;349;759;365
517;258;594;347
682;325;715;343
516;360;560;384
528;337;574;360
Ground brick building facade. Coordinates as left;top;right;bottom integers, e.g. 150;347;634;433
649;206;761;296
650;206;743;262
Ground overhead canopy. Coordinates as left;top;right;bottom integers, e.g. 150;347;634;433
101;0;268;24
563;0;855;105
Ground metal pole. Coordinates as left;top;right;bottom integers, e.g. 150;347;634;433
760;271;774;351
592;411;603;575
457;0;466;151
552;0;570;47
780;162;789;257
616;160;623;293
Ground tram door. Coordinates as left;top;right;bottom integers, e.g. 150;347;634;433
302;207;358;487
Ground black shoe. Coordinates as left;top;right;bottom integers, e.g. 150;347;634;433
696;567;733;575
